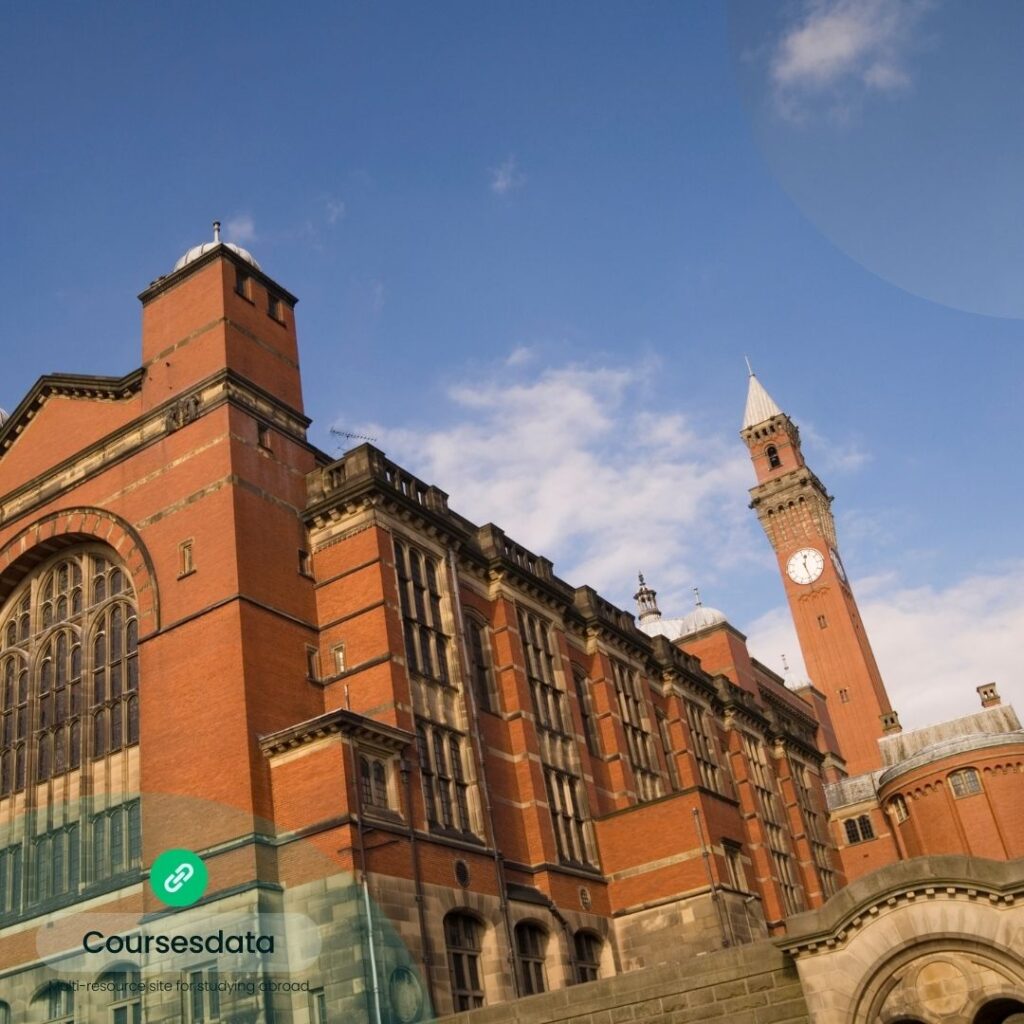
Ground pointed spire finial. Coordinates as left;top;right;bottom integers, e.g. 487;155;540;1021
744;355;754;377
213;220;221;244
693;586;702;608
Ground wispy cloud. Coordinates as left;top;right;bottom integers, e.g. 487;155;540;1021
505;345;534;367
349;359;756;612
769;0;934;120
801;421;871;473
225;213;256;244
745;563;1024;730
490;155;526;196
326;198;346;225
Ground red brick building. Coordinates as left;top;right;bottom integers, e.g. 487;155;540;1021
0;232;1020;1024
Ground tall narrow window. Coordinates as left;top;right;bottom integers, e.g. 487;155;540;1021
611;661;662;802
178;539;195;577
188;965;220;1022
305;646;319;681
465;617;495;713
235;269;251;299
394;539;449;684
416;724;473;834
310;989;328;1024
656;710;681;791
742;733;803;914
0;844;22;919
573;931;602;984
517;609;565;733
445;912;485;1011
723;842;748;891
359;756;390;810
766;445;781;469
544;768;590;865
573;668;601;758
683;699;722;792
515;923;548;996
890;794;909;822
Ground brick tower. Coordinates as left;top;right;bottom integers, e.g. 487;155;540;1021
741;370;898;776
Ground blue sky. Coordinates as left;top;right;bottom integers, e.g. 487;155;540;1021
1;2;1021;727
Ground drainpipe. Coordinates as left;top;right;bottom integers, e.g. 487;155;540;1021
692;807;733;948
401;756;438;1011
348;740;384;1024
446;546;521;997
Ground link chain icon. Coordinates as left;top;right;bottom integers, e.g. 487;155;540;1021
149;849;208;907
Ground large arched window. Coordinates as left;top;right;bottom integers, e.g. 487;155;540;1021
33;982;74;1023
0;551;138;796
444;911;485;1011
515;921;548;996
98;964;142;1024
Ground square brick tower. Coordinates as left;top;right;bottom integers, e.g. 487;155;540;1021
741;370;899;777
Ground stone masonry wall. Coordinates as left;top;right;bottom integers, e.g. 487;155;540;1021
435;940;809;1024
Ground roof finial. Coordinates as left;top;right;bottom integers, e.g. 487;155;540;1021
213;220;221;244
781;653;790;673
634;572;661;624
744;355;754;377
692;586;702;608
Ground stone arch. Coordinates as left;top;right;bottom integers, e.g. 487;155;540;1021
781;857;1024;1024
852;937;1024;1024
440;903;505;1012
0;508;159;634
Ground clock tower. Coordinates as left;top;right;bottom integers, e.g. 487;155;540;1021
742;370;899;776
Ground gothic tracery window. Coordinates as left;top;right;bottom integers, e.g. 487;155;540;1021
0;550;139;796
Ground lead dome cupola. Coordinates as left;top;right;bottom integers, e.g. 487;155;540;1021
173;221;260;272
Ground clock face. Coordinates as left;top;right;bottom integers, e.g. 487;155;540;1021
787;547;825;585
829;546;848;583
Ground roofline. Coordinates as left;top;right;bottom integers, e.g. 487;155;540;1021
138;243;299;306
0;368;145;456
258;707;414;757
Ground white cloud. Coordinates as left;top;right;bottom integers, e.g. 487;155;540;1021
770;0;933;119
745;564;1024;731
224;214;256;244
326;199;346;225
505;345;535;367
801;421;872;473
355;359;756;614
490;156;526;196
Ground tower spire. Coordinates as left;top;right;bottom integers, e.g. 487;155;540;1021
742;370;784;430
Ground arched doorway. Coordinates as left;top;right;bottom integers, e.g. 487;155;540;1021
974;999;1024;1024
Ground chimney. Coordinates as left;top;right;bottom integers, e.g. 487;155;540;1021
977;683;1001;709
880;710;902;734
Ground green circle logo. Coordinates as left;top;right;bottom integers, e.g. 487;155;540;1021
149;849;208;907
